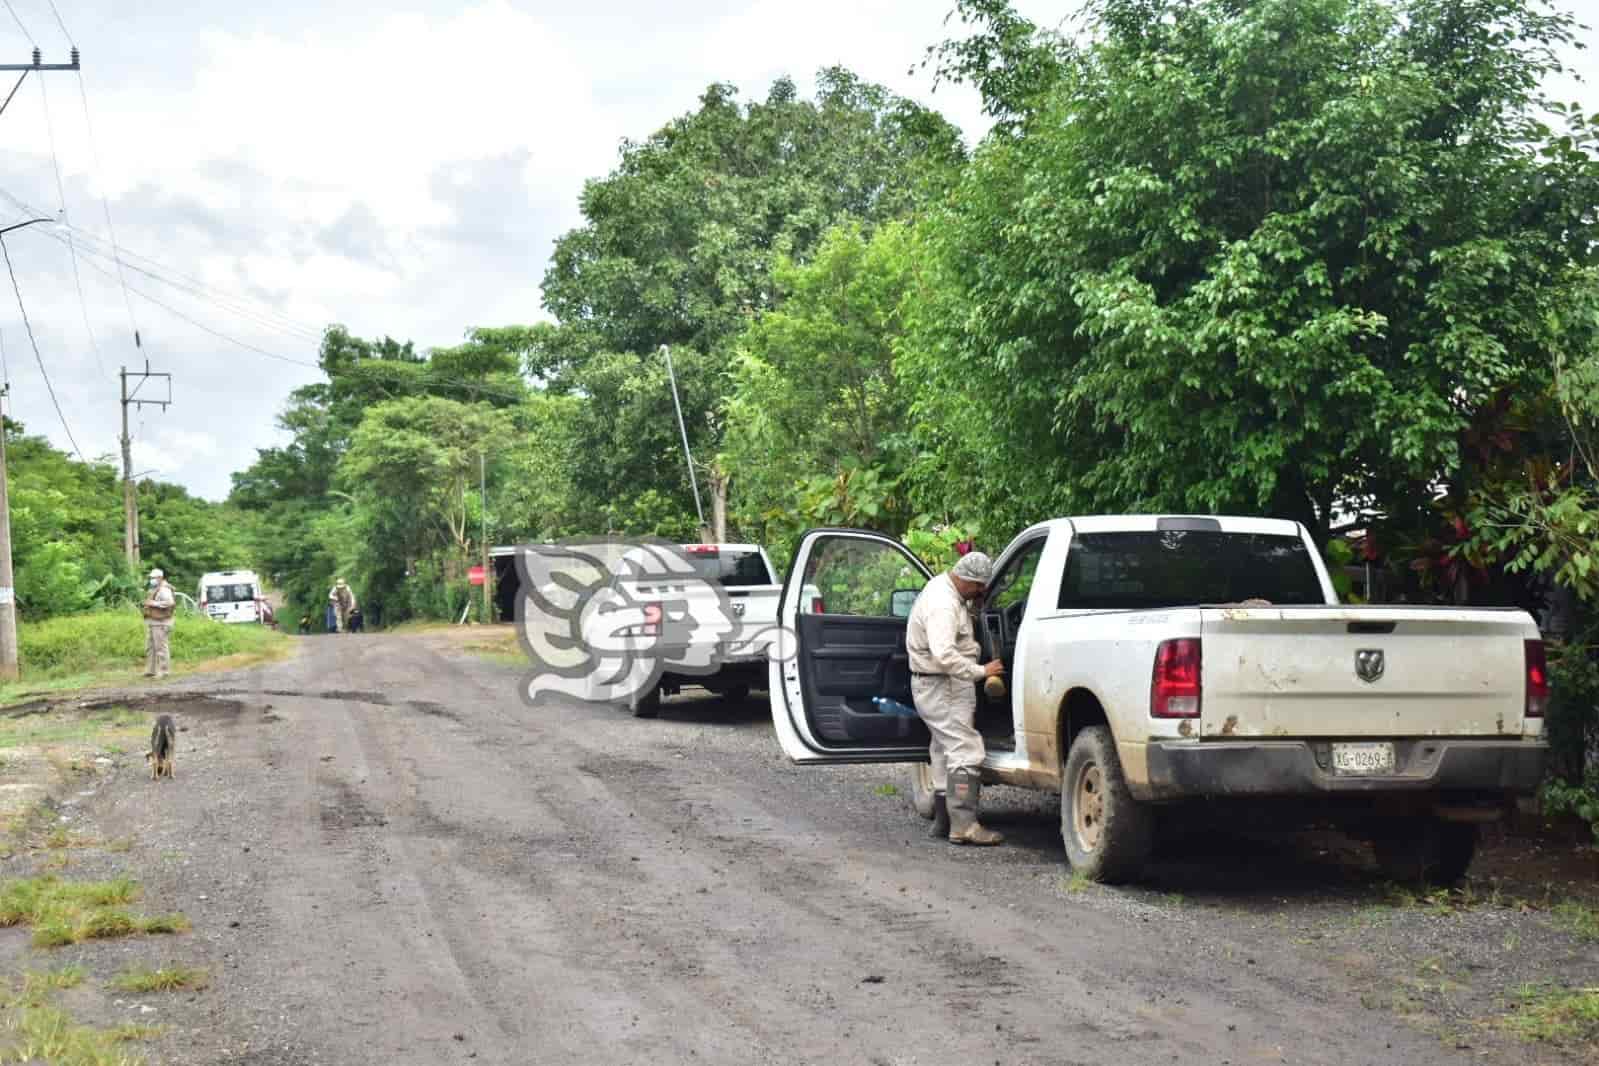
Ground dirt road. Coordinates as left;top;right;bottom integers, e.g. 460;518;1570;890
9;631;1596;1065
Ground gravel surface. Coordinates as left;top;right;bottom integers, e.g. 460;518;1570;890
2;630;1595;1065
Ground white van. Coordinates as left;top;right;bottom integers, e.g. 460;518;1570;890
198;570;265;624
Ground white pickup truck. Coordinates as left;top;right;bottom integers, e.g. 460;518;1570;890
768;516;1549;883
622;542;785;718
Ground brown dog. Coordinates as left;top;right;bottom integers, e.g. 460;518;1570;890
146;714;175;780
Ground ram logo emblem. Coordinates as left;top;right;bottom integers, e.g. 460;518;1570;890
1354;649;1385;684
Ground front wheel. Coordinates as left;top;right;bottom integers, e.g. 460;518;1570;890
1060;726;1153;884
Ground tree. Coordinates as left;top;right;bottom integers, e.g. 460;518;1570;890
722;221;921;547
540;68;966;528
904;0;1593;543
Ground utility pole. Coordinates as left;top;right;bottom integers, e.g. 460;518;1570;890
0;217;59;681
0;384;16;680
480;451;492;624
119;356;170;568
0;53;80;681
0;48;80;120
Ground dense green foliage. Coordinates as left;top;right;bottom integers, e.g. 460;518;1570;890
5;422;251;619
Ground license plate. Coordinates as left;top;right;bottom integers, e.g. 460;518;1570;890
1332;742;1396;776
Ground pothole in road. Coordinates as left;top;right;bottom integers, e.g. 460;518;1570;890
318;777;389;831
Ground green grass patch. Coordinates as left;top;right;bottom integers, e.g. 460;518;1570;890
0;608;292;702
0;706;145;753
0;876;187;948
0;967;86;1009
1553;900;1599;942
1502;984;1599;1044
0;1004;148;1064
871;783;899;797
110;966;208;994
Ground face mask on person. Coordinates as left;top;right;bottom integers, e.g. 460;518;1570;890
148;578;159;589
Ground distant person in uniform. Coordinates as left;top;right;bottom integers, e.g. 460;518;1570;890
141;568;177;678
328;578;357;633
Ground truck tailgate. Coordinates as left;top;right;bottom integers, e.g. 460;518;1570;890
1198;608;1531;739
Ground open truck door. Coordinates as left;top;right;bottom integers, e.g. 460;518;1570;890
768;529;936;764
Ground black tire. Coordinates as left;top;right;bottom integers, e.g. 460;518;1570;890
908;764;937;820
630;686;661;719
720;683;750;704
1372;819;1478;885
1060;726;1154;884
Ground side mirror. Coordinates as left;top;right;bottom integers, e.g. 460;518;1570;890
889;588;919;619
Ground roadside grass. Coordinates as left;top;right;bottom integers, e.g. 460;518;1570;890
1061;869;1095;894
1552;900;1599;942
871;783;899;797
0;706;145;753
1501;984;1599;1044
0;1003;152;1065
0;609;293;705
0;967;86;1009
461;628;524;666
110;966;208;994
0;876;188;947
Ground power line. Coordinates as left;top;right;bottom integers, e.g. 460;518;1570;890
0;186;323;341
1;1;34;46
72;69;140;350
1;236;84;459
35;75;105;377
43;0;72;47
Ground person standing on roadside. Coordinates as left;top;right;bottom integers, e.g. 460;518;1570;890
142;568;177;678
905;551;1006;846
328;578;358;633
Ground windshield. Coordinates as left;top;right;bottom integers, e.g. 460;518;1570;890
681;549;772;588
1058;531;1325;610
205;583;257;604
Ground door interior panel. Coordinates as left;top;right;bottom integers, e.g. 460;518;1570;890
795;614;928;745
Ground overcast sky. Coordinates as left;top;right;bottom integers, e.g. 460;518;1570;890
0;1;1591;501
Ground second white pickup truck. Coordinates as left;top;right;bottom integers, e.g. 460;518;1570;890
768;516;1548;883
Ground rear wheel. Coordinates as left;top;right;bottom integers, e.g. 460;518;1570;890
1060;726;1153;884
1372;819;1478;885
630;686;661;719
909;764;937;820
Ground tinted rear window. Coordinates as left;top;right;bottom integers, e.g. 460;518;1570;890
206;583;256;603
683;550;772;588
1058;531;1325;610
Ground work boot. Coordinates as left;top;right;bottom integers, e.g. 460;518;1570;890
929;791;950;839
946;768;1004;846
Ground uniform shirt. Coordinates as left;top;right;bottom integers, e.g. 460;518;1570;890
145;581;176;623
905;572;985;683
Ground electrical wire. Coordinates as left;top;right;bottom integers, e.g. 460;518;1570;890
43;0;72;47
2;0;34;46
36;75;106;377
0;186;322;341
72;70;141;351
2;236;84;458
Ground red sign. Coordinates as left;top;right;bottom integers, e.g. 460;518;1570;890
468;565;486;586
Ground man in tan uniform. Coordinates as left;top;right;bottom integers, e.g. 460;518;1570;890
142;568;176;678
906;551;1005;845
329;578;357;633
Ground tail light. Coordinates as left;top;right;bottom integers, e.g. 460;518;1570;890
1525;639;1549;718
810;596;824;614
1151;638;1202;718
